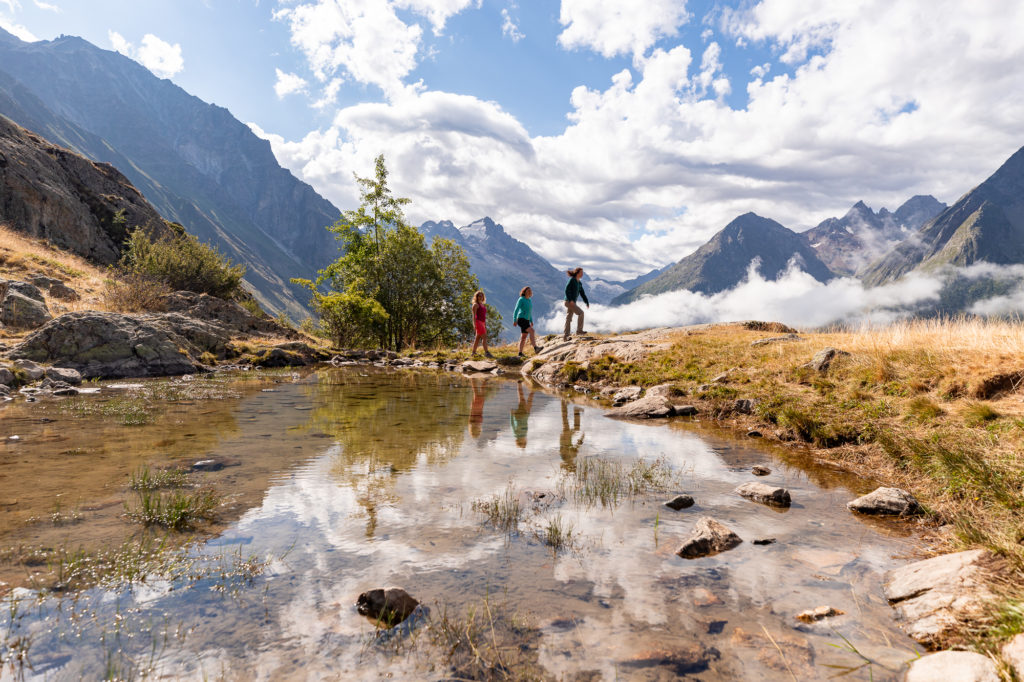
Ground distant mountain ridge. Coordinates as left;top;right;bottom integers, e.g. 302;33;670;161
612;213;835;305
803;196;945;276
0;28;340;318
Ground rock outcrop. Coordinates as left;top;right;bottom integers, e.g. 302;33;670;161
12;311;219;378
884;549;1004;647
0;279;51;329
0;115;169;265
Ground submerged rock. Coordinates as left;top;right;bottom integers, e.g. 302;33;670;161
847;487;921;516
751;465;771;476
905;650;999;682
795;605;844;623
665;494;695;510
752;537;776;545
676;517;742;559
356;587;420;626
617;644;720;675
884;549;1004;647
735;482;791;507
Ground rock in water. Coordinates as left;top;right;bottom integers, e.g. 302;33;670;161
847;487;920;515
735;482;791;507
609;394;674;419
612;386;642;404
751;465;771;476
884;549;1004;647
676;517;742;559
795;606;844;623
461;360;497;373
356;587;420;627
905;651;999;682
665;494;695;510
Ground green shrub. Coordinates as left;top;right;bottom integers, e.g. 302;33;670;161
907;396;945;421
120;228;245;299
964;401;1000;427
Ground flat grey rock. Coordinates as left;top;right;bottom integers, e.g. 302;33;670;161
884;549;1000;647
905;650;999;682
735;482;791;507
847;486;920;515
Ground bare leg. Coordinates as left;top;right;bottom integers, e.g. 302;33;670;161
472;334;481;354
529;327;538;350
518;333;527;354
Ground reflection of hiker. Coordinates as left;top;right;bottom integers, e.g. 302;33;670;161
469;377;487;438
471;290;493;358
559;399;584;471
510;381;535;448
512;286;543;357
563;267;589;340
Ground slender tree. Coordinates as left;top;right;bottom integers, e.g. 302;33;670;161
293;155;479;350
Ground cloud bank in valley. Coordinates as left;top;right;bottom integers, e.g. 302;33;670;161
538;261;1024;334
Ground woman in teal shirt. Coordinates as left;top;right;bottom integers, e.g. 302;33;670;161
512;286;543;357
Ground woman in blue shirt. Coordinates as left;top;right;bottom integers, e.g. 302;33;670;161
512;286;543;357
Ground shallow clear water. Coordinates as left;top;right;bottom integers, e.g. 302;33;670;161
0;367;923;680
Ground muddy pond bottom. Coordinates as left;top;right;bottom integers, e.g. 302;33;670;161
0;367;923;680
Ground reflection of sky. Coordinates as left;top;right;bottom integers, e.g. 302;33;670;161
5;371;920;680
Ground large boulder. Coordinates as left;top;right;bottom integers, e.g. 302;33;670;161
11;311;223;378
905;651;999;681
1002;634;1024;679
0;280;52;329
884;549;1004;647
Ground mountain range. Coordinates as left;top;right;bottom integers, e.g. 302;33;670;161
1;28;1021;329
0;27;340;318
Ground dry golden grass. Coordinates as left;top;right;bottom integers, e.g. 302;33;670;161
0;224;113;326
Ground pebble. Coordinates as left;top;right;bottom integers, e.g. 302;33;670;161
665;494;695;510
751;465;771;475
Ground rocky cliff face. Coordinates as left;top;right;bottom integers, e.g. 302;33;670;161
0;28;340;319
0;114;168;264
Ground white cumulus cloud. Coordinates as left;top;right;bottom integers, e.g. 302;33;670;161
108;31;184;78
274;68;308;98
265;0;1024;283
501;8;523;43
557;0;691;61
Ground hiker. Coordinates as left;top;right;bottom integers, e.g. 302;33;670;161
471;290;493;358
563;267;589;340
512;286;543;357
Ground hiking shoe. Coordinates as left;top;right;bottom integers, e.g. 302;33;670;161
484;352;494;358
534;345;543;353
518;352;526;357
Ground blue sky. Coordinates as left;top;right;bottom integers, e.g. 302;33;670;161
3;1;1024;279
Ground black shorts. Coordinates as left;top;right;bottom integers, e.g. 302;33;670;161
516;318;532;333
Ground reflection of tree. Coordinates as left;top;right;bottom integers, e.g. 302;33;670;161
307;368;471;537
559;399;584;471
509;381;534;449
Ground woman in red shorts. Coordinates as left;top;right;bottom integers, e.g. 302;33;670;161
471;290;493;358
